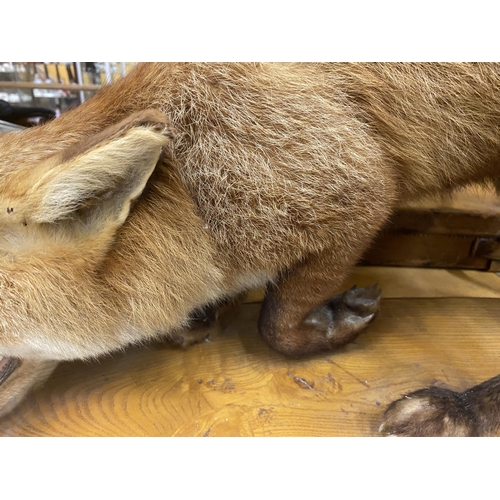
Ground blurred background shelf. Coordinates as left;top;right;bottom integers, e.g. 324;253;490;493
0;62;136;116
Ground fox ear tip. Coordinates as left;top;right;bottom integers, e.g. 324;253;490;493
105;109;176;144
162;125;176;140
34;115;172;225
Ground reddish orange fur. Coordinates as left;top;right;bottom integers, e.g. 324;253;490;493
0;63;499;420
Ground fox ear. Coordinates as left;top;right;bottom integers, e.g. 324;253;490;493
31;110;175;226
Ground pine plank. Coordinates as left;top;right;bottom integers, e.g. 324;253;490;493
1;268;499;437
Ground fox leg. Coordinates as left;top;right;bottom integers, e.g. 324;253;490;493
258;239;384;358
257;155;399;358
0;358;58;418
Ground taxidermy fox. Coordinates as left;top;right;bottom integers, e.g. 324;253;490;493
0;63;499;436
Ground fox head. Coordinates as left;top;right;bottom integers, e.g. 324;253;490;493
0;110;175;364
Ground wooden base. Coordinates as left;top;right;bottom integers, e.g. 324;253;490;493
362;187;500;271
0;267;499;437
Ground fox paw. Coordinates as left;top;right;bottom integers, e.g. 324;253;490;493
379;386;479;437
304;284;381;346
169;328;211;349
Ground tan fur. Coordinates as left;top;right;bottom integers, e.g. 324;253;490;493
0;63;499;422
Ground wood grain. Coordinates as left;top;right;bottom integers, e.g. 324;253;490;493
0;267;499;437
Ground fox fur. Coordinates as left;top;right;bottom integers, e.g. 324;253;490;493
0;63;499;435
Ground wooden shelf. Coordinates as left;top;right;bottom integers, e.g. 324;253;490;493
0;81;101;92
0;267;498;436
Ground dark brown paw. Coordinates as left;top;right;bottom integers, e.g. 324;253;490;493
188;304;218;328
169;328;211;349
380;386;479;437
303;284;381;346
